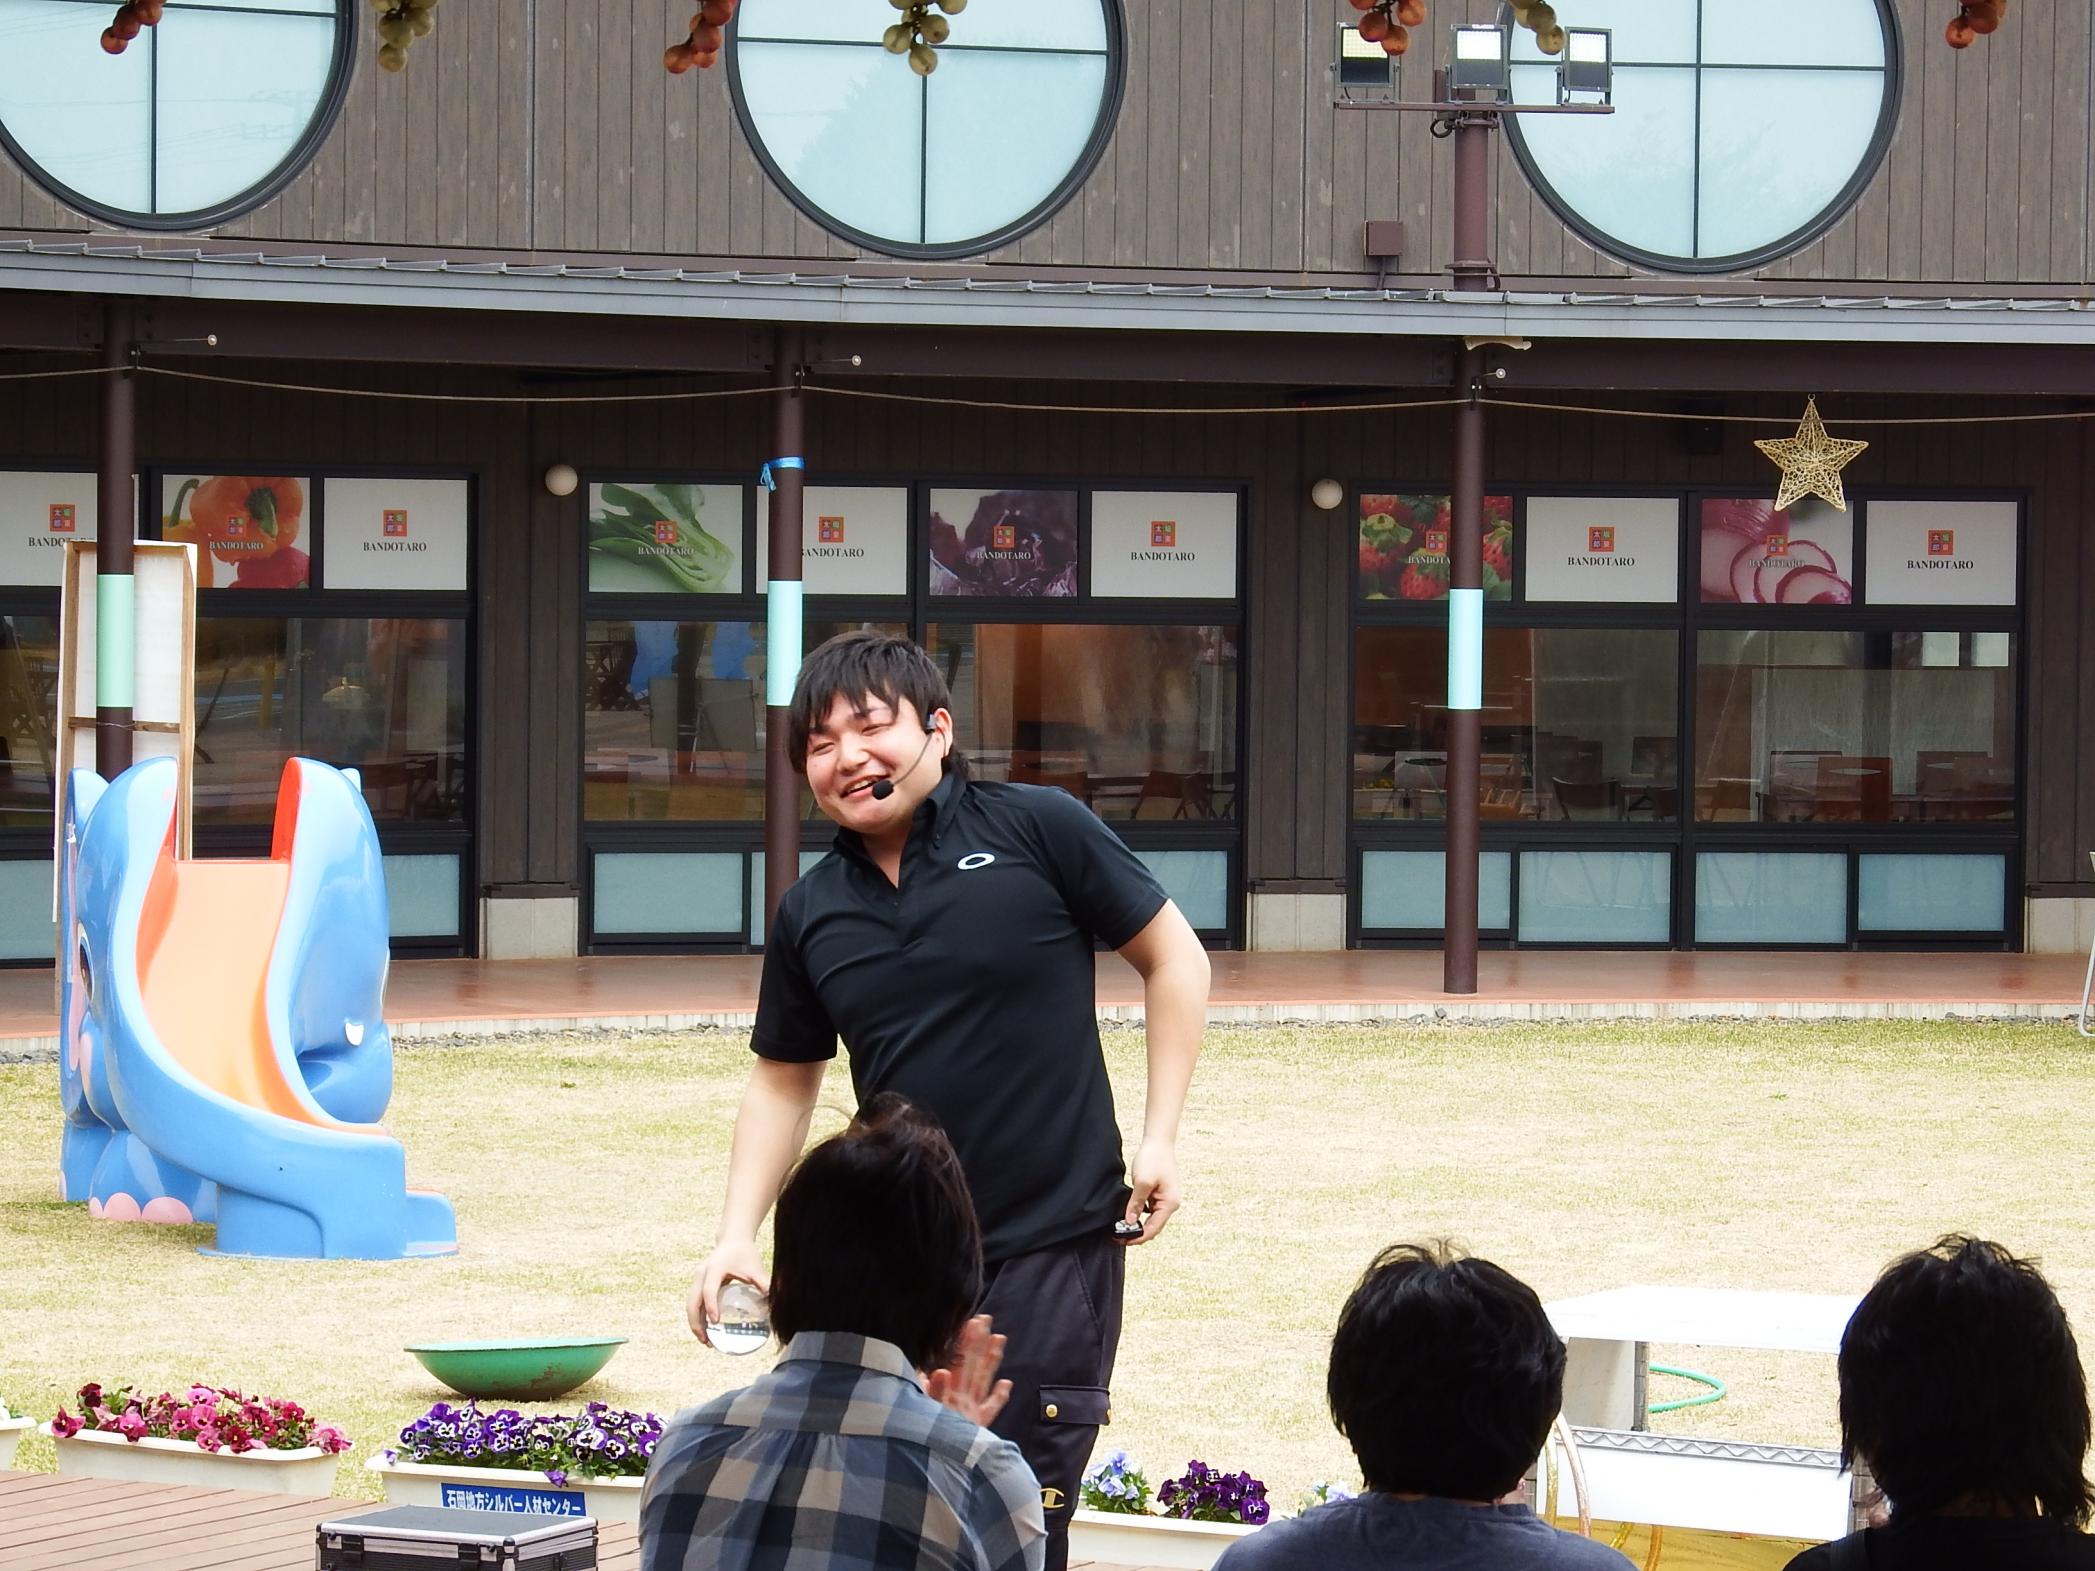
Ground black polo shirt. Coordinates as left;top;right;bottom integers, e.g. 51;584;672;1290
754;772;1169;1265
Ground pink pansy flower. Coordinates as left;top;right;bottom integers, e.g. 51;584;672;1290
314;1426;350;1455
188;1385;218;1406
113;1412;148;1442
50;1410;81;1439
193;1426;222;1453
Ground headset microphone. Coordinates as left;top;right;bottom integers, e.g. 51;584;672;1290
867;722;941;801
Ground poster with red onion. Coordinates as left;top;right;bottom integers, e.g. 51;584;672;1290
1698;497;1853;606
1358;492;1514;601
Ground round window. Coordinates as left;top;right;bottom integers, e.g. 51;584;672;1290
0;0;353;231
1503;0;1900;274
727;0;1124;260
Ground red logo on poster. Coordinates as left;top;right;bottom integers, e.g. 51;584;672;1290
1424;529;1449;555
1764;533;1790;558
1151;520;1177;548
383;509;409;537
47;504;74;534
992;522;1018;551
1927;529;1955;556
653;519;679;546
1587;526;1615;553
225;516;247;537
818;516;845;543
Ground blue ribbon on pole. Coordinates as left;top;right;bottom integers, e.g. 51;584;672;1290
759;456;805;491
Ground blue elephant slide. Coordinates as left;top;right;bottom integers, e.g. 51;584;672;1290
57;756;456;1259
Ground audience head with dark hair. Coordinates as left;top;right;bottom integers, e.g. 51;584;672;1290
1326;1240;1566;1502
1214;1241;1631;1571
1838;1233;2093;1526
642;1095;1047;1571
767;1091;983;1372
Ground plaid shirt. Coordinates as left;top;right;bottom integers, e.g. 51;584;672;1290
640;1333;1046;1571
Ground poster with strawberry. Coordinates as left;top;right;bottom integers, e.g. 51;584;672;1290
1359;493;1514;602
1699;496;1853;605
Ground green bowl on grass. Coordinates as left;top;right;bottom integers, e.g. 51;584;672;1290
405;1337;628;1401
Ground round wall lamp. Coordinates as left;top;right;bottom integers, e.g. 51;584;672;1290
543;463;580;498
1309;478;1345;511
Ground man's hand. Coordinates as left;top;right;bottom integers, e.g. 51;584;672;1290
686;1239;769;1347
925;1314;1013;1428
1121;1137;1181;1244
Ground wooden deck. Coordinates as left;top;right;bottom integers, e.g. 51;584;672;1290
0;1470;1177;1569
0;1471;641;1570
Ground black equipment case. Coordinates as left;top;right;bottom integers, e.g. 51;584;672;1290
316;1505;599;1570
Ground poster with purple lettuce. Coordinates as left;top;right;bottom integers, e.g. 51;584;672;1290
1699;497;1854;605
929;489;1079;597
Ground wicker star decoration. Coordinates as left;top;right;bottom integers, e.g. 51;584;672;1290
1754;397;1870;513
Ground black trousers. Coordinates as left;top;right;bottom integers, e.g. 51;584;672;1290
978;1227;1126;1571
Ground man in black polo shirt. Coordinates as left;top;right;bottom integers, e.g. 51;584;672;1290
687;630;1209;1571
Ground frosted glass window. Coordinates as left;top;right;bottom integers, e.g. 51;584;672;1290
0;2;151;214
383;853;460;941
154;10;336;215
0;0;346;228
0;857;53;961
1511;65;1695;261
1519;851;1672;943
747;850;826;947
1505;0;1894;271
1695;852;1846;945
1361;851;1512;932
1133;849;1229;933
1697;71;1884;261
730;0;1118;257
1857;854;2006;934
924;51;1110;242
733;42;924;248
595;851;743;937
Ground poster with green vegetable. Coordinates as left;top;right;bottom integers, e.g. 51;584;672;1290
586;482;743;594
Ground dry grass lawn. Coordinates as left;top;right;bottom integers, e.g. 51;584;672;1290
3;1019;2093;1513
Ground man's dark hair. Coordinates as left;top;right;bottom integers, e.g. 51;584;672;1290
1326;1241;1565;1500
1839;1234;2093;1526
768;1093;982;1371
787;630;969;780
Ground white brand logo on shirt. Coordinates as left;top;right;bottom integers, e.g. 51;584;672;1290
956;853;996;871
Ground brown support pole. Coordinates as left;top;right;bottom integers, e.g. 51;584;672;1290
762;329;806;930
95;300;136;775
1442;109;1495;995
1443;349;1484;995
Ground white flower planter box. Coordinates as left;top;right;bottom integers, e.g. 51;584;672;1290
366;1455;646;1525
0;1413;33;1470
47;1425;338;1495
1068;1507;1260;1570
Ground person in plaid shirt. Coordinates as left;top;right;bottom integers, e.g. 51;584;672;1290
642;1096;1044;1571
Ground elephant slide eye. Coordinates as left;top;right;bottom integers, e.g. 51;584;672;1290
74;926;92;1006
344;1020;365;1047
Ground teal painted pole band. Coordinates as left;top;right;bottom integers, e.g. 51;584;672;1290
1447;588;1483;711
96;572;135;709
767;579;804;708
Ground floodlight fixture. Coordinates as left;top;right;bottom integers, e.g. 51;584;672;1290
1558;27;1612;105
1449;22;1510;101
1336;23;1396;102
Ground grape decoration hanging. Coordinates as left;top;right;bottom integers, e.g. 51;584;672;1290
667;0;965;75
1944;1;2008;48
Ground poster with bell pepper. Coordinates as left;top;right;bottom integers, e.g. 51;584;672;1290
161;475;309;590
1359;492;1514;601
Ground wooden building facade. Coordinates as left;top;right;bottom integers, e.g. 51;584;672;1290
0;0;2088;959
